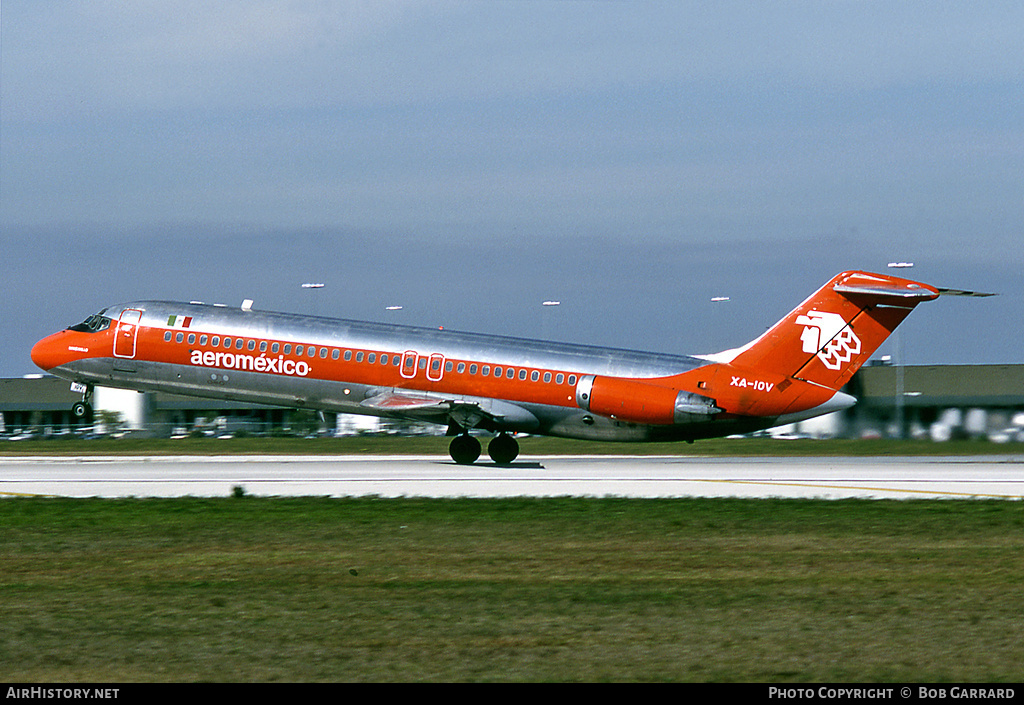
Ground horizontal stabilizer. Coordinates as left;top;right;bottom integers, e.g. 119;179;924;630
832;282;938;301
936;287;996;297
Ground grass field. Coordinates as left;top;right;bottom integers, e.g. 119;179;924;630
2;496;1023;682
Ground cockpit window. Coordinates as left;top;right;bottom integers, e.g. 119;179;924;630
68;312;113;333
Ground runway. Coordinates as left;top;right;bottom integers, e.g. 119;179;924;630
2;454;1023;499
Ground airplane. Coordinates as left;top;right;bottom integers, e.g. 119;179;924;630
30;270;985;464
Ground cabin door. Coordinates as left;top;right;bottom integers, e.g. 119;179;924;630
114;309;143;359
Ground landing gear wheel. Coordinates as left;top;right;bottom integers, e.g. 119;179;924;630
72;383;94;422
449;434;481;465
488;433;519;465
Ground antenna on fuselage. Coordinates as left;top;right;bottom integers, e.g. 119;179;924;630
241;299;254;312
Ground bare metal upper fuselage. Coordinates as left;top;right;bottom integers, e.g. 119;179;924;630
112;300;707;379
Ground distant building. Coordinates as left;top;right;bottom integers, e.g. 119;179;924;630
0;376;332;438
0;377;81;436
847;363;1024;441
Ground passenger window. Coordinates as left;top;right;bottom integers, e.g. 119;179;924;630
188;334;196;345
320;348;328;359
457;363;465;373
494;367;502;377
235;339;243;350
368;353;376;363
556;373;564;384
260;341;267;352
482;365;490;376
247;340;256;351
308;346;316;357
469;364;477;374
283;344;291;354
295;345;303;355
531;371;539;382
507;368;515;379
200;335;208;346
211;336;220;347
568;375;577;385
332;349;340;360
175;332;184;343
344;350;352;361
271;342;279;353
164;331;172;342
356;352;364;362
543;372;551;383
223;337;231;347
380;354;388;365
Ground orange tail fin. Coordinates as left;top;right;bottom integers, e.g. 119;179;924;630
704;271;940;391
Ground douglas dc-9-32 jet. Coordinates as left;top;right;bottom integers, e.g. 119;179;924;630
31;270;987;464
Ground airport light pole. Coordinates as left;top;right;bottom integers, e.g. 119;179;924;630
302;282;325;317
887;262;913;439
541;300;560;341
708;295;730;354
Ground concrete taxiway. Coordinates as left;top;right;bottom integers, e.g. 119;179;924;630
2;455;1023;499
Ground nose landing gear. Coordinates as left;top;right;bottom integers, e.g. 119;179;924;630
71;383;94;421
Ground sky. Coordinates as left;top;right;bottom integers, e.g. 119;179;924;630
2;1;1022;378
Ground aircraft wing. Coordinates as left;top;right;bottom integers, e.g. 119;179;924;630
360;390;452;412
360;389;538;432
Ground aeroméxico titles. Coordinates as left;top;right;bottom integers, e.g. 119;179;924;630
30;270;987;464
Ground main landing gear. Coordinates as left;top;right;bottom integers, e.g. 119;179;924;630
449;434;481;465
447;432;520;466
487;432;519;465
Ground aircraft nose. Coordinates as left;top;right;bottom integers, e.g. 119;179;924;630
31;333;69;372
